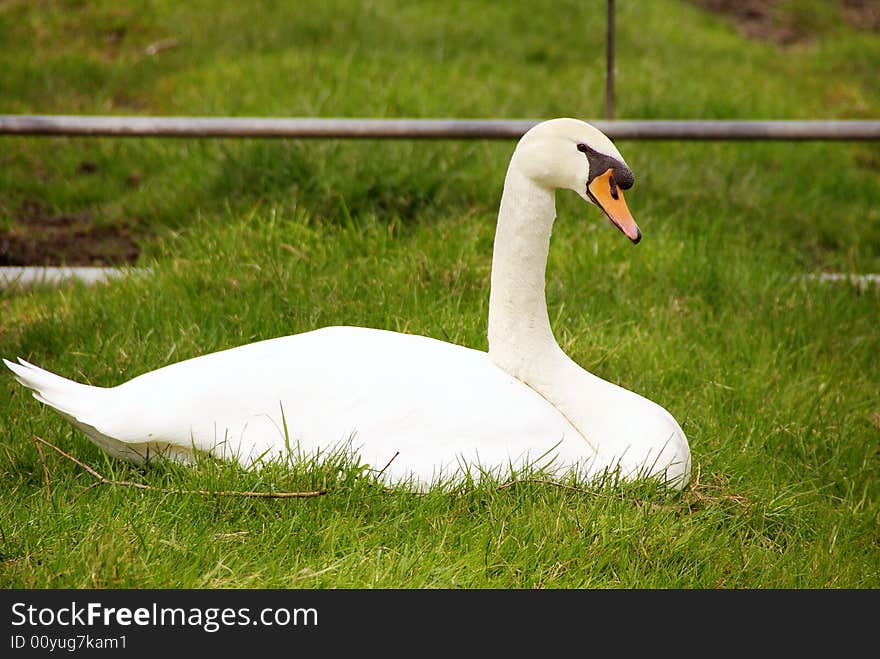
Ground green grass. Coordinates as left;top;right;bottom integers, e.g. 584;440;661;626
1;0;878;588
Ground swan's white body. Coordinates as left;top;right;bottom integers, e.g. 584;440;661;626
5;118;691;490
7;329;591;484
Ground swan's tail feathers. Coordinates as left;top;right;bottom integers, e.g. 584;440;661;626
4;357;125;459
4;357;105;421
5;357;192;466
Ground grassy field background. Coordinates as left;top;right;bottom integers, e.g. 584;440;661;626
1;0;878;587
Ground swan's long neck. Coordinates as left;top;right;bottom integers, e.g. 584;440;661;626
487;166;558;368
487;163;605;454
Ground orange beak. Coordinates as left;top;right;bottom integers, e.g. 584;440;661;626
587;169;641;244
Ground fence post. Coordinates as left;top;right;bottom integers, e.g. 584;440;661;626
606;0;615;120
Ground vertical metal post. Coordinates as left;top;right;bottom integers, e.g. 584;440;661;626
606;0;615;119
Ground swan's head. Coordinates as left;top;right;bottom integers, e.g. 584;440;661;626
513;118;640;243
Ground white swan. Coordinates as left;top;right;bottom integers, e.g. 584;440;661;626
5;118;691;490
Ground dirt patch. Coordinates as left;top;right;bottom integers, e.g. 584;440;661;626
842;0;880;31
690;0;879;42
0;199;140;266
687;0;806;45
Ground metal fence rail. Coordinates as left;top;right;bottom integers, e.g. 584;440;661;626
2;115;880;140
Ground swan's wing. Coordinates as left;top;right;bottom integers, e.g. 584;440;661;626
82;327;590;482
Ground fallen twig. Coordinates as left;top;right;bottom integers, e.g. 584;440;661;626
31;435;52;501
32;436;328;499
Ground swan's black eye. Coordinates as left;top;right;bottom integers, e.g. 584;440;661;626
576;143;589;153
